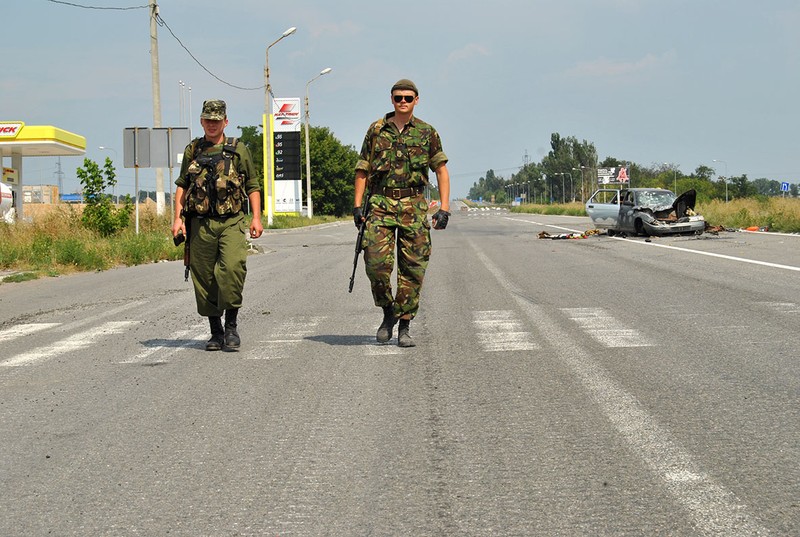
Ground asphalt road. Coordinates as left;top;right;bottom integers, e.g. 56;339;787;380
1;205;798;536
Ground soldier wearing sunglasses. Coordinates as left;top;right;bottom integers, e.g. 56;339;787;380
353;79;451;347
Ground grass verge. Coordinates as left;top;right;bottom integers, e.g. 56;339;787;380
0;206;344;282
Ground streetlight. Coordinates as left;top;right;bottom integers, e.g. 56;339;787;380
713;159;728;202
178;81;185;126
663;162;678;193
264;26;297;227
572;167;583;202
304;67;332;219
554;172;571;203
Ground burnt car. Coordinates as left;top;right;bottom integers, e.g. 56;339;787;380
585;187;705;236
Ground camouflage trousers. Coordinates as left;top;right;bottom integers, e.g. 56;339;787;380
363;194;431;320
189;213;248;317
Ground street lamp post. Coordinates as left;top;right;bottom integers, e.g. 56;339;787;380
572;167;583;202
554;172;571;203
304;67;332;220
663;162;678;193
264;26;297;227
713;159;728;202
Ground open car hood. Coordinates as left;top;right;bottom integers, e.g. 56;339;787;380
672;189;697;217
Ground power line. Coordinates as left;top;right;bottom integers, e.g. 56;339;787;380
46;0;264;91
46;0;149;10
155;14;264;91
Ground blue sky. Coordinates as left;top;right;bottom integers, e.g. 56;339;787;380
3;0;799;198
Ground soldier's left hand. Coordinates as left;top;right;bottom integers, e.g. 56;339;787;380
432;210;450;230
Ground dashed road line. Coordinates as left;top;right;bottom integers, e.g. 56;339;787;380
469;238;770;536
473;310;539;352
121;325;207;364
249;316;326;360
561;307;654;347
0;323;60;342
1;321;137;367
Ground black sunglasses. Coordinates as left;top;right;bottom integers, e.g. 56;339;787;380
393;95;415;103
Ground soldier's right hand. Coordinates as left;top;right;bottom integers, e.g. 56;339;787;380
171;218;185;238
353;207;364;228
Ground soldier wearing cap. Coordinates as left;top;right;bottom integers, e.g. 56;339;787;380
172;99;263;351
353;79;451;347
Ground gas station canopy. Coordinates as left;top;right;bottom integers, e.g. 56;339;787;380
0;121;86;156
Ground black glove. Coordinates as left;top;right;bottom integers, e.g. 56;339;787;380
353;206;364;228
432;209;450;230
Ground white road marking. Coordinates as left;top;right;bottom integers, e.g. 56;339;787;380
470;240;770;536
0;323;60;342
511;216;800;273
756;301;800;314
1;321;137;367
249;316;326;360
562;307;653;347
121;325;207;363
363;341;407;355
473;310;539;352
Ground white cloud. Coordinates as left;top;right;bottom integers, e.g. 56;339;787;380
564;50;676;79
447;43;490;64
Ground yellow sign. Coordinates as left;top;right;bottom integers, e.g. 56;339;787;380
2;167;18;185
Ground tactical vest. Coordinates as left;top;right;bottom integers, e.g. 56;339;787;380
184;137;246;216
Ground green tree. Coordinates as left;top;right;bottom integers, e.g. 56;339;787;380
752;177;781;197
76;157;133;236
236;125;264;183
729;174;756;199
301;125;359;216
695;165;715;182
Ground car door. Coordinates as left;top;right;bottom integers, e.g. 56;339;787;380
585;189;621;229
617;190;637;232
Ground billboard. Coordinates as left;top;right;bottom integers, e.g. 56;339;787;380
597;166;629;184
272;98;302;214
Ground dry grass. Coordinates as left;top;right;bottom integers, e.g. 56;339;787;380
697;197;800;232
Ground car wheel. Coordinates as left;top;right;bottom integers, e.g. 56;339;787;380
634;219;649;237
607;229;616;237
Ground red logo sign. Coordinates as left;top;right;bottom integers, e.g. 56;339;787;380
0;122;24;138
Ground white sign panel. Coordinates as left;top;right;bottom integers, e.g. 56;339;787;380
275;180;301;213
272;98;302;132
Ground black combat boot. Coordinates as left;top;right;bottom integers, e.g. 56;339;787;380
397;318;416;348
224;308;240;350
206;316;224;351
376;305;397;343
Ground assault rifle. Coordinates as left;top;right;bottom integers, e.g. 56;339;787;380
174;213;191;281
348;117;383;294
348;183;373;293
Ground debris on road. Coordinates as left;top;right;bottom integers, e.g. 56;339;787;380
538;229;603;240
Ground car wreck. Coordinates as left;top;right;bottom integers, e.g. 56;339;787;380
586;188;705;237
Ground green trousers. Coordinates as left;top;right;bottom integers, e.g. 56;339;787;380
189;214;248;317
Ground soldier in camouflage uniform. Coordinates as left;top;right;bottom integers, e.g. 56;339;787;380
171;99;263;351
353;79;451;347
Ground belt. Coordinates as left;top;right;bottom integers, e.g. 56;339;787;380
381;185;424;199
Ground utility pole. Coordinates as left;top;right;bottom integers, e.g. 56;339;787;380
54;158;64;201
149;0;165;215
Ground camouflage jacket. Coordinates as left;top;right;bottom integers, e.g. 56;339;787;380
355;113;448;188
176;137;259;216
